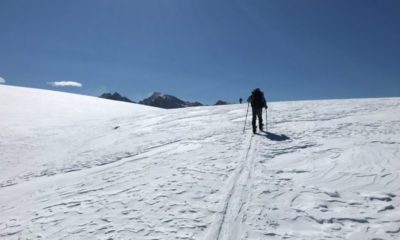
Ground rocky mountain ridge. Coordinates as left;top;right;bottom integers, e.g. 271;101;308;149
100;91;230;109
99;92;134;103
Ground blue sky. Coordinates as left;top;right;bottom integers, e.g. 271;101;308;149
1;0;399;104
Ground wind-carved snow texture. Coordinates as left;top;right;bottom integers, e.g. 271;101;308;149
1;85;400;239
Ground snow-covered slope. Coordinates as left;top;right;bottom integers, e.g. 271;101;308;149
1;85;399;240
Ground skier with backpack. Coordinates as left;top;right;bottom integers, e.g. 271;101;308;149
247;88;268;134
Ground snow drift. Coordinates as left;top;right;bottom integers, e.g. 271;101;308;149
1;85;399;239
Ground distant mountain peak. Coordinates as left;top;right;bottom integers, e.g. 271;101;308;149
214;100;229;106
99;92;134;103
150;92;169;100
151;92;164;97
139;92;203;109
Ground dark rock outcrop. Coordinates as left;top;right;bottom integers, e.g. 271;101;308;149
214;100;229;105
99;92;134;103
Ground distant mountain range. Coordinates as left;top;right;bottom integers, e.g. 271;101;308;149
99;92;230;109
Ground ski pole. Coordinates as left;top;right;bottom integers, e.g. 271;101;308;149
243;102;250;133
265;106;268;132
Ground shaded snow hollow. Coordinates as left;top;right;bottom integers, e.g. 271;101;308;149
1;85;400;240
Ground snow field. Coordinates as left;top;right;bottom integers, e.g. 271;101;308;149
1;85;400;239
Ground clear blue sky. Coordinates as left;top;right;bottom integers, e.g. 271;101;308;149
1;0;399;104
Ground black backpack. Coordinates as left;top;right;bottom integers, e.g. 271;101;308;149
251;89;265;108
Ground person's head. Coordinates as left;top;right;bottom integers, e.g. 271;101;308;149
253;88;261;93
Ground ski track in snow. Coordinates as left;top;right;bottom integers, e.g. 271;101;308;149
1;86;400;239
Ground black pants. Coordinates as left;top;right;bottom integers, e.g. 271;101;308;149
252;107;263;131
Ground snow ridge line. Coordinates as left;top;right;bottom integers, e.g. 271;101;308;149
204;134;258;240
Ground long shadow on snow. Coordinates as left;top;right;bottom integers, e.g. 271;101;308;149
256;131;290;141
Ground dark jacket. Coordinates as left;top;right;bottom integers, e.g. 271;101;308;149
248;89;267;109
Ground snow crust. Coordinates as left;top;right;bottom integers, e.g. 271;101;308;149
1;85;399;239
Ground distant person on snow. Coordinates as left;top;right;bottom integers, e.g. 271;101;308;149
247;88;267;133
239;98;243;104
